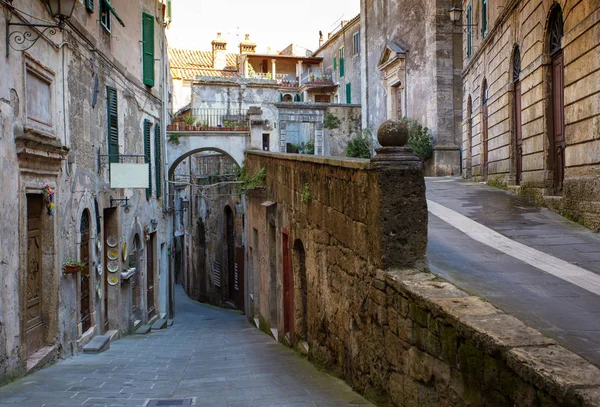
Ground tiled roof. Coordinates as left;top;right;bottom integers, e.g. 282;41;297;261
169;48;238;79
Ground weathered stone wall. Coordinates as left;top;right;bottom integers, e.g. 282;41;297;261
462;0;600;231
323;106;362;157
244;150;600;406
362;0;463;175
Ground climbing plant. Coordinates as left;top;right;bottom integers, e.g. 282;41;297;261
346;129;373;159
402;117;434;162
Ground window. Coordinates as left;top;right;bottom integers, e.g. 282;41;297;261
154;123;162;198
481;0;488;38
339;47;345;77
106;86;119;163
142;13;155;87
333;56;337;71
166;0;172;21
85;0;94;13
346;83;352;104
100;0;111;31
467;3;472;58
353;32;360;55
144;120;152;199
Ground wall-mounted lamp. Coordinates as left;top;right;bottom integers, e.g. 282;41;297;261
6;0;77;56
109;196;131;214
181;197;190;211
448;6;478;29
150;219;158;230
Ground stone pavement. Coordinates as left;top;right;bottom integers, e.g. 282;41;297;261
427;177;600;366
0;286;372;407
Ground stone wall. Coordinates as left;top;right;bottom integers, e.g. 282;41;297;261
244;149;600;406
461;0;600;231
323;106;362;157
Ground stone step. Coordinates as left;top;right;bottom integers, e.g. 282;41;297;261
151;318;168;330
167;319;174;327
135;324;152;335
106;330;119;342
83;335;110;354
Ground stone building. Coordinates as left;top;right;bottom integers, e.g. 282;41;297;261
461;0;600;231
0;0;171;382
314;14;361;105
361;0;463;175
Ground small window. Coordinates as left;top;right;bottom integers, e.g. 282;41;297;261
481;0;488;38
85;0;94;13
467;3;472;58
346;83;352;104
353;32;360;55
100;0;111;31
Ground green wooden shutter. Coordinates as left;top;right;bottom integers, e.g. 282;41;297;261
333;56;337;71
144;120;152;199
142;13;155;87
340;58;345;77
346;83;352;104
86;0;94;12
481;0;487;37
154;123;162;198
106;87;119;163
167;0;172;21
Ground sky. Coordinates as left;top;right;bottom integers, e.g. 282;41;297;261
167;0;360;53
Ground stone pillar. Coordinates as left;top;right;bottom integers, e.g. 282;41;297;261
371;120;428;269
271;59;277;79
296;61;303;82
243;58;249;78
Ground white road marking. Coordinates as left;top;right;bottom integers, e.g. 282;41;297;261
427;199;600;297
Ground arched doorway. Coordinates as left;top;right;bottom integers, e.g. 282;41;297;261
466;96;473;179
548;6;565;194
513;46;523;185
293;239;307;340
129;234;142;320
79;210;92;334
224;205;235;301
481;80;489;181
282;229;294;342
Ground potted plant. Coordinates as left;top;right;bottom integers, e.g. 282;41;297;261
64;260;86;274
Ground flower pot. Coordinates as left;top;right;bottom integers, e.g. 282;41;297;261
64;264;82;274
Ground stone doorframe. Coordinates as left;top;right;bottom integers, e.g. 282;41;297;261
276;104;326;156
74;193;99;346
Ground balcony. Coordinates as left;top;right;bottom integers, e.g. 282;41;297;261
300;69;333;87
167;109;249;132
252;72;299;88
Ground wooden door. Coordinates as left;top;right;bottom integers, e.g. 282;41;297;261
146;234;155;319
226;207;235;301
514;82;523;185
282;230;294;341
482;103;489;181
552;52;565;193
80;212;91;333
235;246;245;312
26;194;44;357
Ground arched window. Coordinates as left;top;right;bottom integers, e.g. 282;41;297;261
513;46;521;84
549;7;564;57
481;80;489;181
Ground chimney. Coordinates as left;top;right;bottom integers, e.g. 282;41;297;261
239;34;257;54
211;32;228;70
319;30;323;47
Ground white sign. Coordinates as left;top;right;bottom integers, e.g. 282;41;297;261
110;163;150;189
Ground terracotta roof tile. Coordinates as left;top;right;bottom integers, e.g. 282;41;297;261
169;48;238;79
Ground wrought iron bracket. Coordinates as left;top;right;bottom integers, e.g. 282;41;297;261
5;6;63;57
109;196;130;208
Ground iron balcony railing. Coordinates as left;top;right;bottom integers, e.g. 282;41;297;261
253;72;299;87
168;108;250;131
300;68;333;86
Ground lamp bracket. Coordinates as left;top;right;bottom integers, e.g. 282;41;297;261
109;196;130;208
5;5;63;57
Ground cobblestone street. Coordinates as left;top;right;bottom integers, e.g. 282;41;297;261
0;286;372;407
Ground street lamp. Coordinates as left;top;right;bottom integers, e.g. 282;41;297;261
6;0;77;56
449;6;463;23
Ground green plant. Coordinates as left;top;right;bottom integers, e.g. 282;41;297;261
301;183;312;203
324;112;341;129
402;117;434;162
236;162;266;194
346;129;373;159
168;133;181;144
247;63;256;78
266;72;273;80
64;260;86;267
182;114;197;126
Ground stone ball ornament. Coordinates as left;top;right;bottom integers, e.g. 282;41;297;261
377;120;409;147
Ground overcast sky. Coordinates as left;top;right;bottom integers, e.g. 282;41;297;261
167;0;360;53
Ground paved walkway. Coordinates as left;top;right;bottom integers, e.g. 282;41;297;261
0;286;372;407
427;177;600;366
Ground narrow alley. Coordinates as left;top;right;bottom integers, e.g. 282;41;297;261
0;286;372;407
427;178;600;366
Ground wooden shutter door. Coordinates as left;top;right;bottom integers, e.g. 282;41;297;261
142;13;155;87
144;120;152;199
154;123;162;198
106;87;119;163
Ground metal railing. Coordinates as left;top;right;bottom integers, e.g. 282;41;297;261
170;108;249;131
300;68;333;86
252;72;299;87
